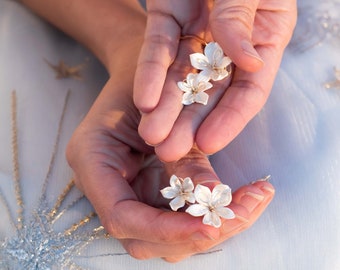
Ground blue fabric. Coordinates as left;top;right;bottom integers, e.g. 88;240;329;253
0;0;339;269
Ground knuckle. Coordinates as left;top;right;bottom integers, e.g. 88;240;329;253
124;242;151;260
190;240;210;254
99;208;128;240
212;3;255;31
154;221;176;243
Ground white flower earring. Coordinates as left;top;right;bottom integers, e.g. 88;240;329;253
160;175;235;228
178;36;233;106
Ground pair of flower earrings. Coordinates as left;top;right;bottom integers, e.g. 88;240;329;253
178;41;233;105
160;175;235;228
162;42;234;227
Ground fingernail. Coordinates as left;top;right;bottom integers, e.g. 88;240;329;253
144;140;155;147
244;191;265;201
261;185;275;194
235;214;249;223
250;176;275;194
241;40;264;63
191;231;215;241
240;191;264;213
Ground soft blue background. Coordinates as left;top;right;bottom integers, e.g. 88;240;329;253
0;0;339;269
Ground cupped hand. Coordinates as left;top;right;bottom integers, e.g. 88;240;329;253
134;0;297;162
66;37;275;261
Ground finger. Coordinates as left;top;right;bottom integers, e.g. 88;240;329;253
137;37;203;146
133;11;181;113
164;147;222;190
196;45;280;154
225;180;275;231
164;180;275;261
154;76;232;162
120;180;275;261
74;148;230;242
210;0;264;72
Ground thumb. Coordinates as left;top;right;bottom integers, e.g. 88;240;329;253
210;0;264;72
165;147;221;191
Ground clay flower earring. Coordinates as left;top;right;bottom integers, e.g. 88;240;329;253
161;175;235;228
186;184;235;228
178;39;233;106
160;175;196;211
190;42;232;81
177;73;213;105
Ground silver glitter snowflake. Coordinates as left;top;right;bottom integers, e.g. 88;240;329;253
289;1;340;53
0;91;119;270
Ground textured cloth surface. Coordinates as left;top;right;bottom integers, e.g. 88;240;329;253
0;0;339;269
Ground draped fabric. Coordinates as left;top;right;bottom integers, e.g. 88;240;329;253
0;0;339;269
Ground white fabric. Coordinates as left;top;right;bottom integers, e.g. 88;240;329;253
0;0;339;269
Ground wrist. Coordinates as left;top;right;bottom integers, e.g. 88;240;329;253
21;0;146;70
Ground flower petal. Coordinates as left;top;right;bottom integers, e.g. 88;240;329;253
209;212;223;228
212;44;224;64
169;196;186;211
196;80;213;92
202;211;222;228
215;207;235;220
186;204;209;217
182;92;194;105
177;81;192;93
186;192;196;204
182;177;194;192
169;175;181;187
194;92;209;105
220;56;232;67
190;53;209;70
204;42;219;63
211;184;232;207
210;69;229;81
160;186;178;199
194;184;211;206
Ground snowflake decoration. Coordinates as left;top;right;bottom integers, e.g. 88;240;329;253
0;91;120;270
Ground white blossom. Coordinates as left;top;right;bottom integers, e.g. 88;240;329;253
177;73;213;105
190;42;232;81
160;175;195;211
186;184;235;228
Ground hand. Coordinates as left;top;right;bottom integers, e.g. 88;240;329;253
134;0;297;162
21;0;275;261
66;35;275;261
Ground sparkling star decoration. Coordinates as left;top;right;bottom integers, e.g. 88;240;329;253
0;91;120;270
45;59;87;80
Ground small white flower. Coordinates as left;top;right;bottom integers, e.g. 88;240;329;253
190;42;232;81
160;175;196;211
186;184;235;228
177;73;213;105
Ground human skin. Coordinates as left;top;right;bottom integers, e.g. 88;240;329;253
21;0;275;261
134;0;297;162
